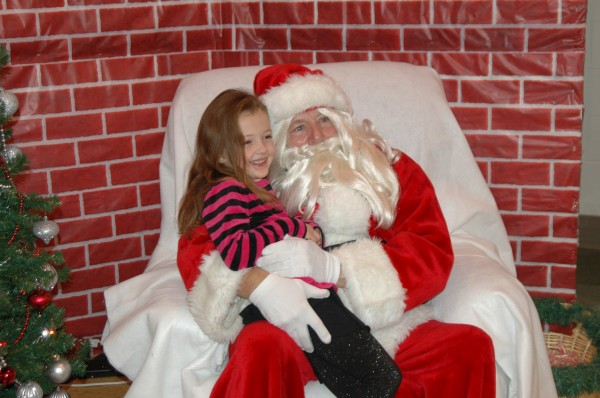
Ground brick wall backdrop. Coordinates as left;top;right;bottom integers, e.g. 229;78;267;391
0;0;587;339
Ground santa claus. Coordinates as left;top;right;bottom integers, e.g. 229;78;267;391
177;64;496;397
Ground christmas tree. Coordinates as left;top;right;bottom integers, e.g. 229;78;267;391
0;45;88;398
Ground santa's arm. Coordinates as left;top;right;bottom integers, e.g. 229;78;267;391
333;154;453;328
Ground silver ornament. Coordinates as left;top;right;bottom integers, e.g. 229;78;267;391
49;387;71;398
2;144;22;163
16;381;43;398
47;356;71;384
33;216;60;244
39;263;58;291
0;89;19;117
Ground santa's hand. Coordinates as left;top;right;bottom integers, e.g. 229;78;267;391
249;273;331;352
257;237;341;284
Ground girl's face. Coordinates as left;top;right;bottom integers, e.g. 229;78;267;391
239;109;274;181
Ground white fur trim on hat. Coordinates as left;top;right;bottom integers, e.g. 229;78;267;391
260;73;353;126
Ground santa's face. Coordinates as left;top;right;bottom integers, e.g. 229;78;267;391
286;108;338;147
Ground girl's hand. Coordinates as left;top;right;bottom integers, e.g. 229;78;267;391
306;225;322;247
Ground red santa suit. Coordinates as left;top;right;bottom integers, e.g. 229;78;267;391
177;153;496;397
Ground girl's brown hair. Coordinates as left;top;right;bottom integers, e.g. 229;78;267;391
177;89;276;236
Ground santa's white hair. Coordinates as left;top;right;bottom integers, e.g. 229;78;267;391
269;107;400;229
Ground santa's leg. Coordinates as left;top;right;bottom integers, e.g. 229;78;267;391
210;321;317;398
395;320;495;398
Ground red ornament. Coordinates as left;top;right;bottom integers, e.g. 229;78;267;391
1;366;16;388
27;289;53;311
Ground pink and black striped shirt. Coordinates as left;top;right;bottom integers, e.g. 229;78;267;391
202;177;316;271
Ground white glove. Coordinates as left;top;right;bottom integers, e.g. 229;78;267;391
249;273;332;352
256;237;341;284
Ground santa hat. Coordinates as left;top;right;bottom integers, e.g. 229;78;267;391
253;64;353;128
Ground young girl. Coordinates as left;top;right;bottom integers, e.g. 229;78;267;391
177;89;401;398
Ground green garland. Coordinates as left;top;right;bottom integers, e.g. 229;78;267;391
533;298;600;398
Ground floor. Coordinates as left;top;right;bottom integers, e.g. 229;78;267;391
63;216;600;397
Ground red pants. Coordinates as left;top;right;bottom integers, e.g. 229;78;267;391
210;320;495;398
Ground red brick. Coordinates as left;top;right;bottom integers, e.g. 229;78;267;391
1;64;39;89
496;0;559;24
492;108;551;131
211;2;260;24
41;60;99;86
54;294;89;318
9;39;69;64
465;133;519;159
51;165;108;193
555;108;583;131
14;171;49;195
464;28;525;51
117;260;147;282
263;51;314;66
140;182;160;206
157;52;210;76
100;56;155;81
516;265;548;287
83;186;138;214
46;113;103;140
58;216;113;244
6;0;63;8
553;162;580;187
16;89;71;116
562;0;587;24
136;132;164;156
11;118;43;142
441;79;458;103
524;81;583;105
346;29;400;51
522;135;580;160
144;232;160;256
115;208;161;235
521;240;577;265
238;28;288;50
556;52;585;77
452;107;488;130
553;215;578;238
492;53;553;77
528;28;585;52
433;0;492;24
60;246;87;270
372;52;428;66
132;79;180;105
264;2;314;24
62;266;117;293
23;142;76;169
39;9;97;35
521;188;578;213
476;160;489;181
431;53;489;76
318;1;371;24
374;0;430;24
211;51;260;69
68;0;123;4
316;52;370;64
73;84;130;111
88;237;142;265
50;194;82;220
91;291;106;313
502;214;550;237
65;315;107;338
462;80;520;104
100;6;155;31
551;266;576;289
404;28;461;51
490;187;518;211
491;161;550;185
131;31;183;55
292;28;343;51
0;12;36;38
187;29;233;51
106;108;159;134
72;35;128;60
78;136;134;163
157;3;208;27
110;158;160;185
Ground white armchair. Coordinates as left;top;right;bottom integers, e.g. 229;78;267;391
102;61;556;397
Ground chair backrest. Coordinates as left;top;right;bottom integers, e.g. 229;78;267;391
148;61;514;274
